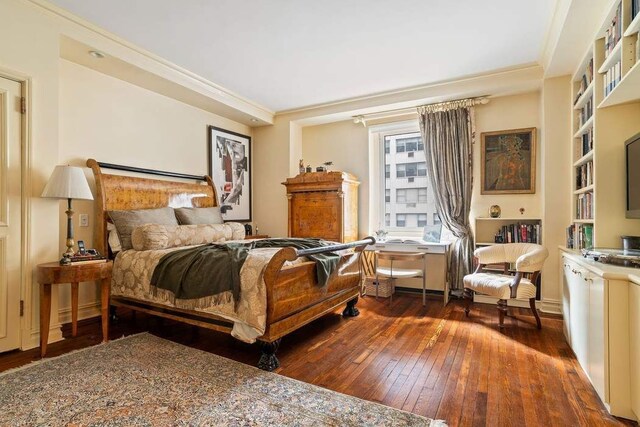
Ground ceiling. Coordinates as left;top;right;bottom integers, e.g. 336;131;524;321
50;0;556;112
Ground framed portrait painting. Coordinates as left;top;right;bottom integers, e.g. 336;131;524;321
481;127;536;195
208;126;251;221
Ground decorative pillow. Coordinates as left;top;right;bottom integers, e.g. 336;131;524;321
174;207;224;225
107;222;122;253
131;223;246;251
108;207;178;251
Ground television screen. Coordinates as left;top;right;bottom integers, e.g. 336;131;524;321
627;133;640;219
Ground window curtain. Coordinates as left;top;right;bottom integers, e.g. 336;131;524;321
417;104;475;292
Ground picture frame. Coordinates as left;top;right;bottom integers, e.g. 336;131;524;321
208;126;251;222
481;127;536;194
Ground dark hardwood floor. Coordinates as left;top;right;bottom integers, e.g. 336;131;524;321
1;294;636;426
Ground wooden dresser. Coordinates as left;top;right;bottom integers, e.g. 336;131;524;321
282;172;359;243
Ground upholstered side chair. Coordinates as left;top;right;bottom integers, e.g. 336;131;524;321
462;243;549;329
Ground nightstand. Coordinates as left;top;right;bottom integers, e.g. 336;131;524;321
36;261;113;357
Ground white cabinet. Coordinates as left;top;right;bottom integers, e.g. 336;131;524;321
563;258;589;372
560;252;637;420
631;282;640;419
587;274;606;403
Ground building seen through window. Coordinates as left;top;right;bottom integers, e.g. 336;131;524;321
383;131;439;231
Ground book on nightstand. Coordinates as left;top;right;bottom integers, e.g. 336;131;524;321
69;253;107;265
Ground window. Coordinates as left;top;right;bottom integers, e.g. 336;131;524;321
381;130;437;231
396;136;422;153
433;213;441;224
418;188;427;202
396;162;426;178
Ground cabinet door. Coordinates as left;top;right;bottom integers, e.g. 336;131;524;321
587;274;606;403
290;192;342;241
561;256;572;344
630;283;640;418
568;262;589;372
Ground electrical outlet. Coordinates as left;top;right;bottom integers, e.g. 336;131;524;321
79;214;89;227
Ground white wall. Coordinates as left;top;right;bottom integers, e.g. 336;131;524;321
57;59;251;321
302;120;369;236
471;92;542;220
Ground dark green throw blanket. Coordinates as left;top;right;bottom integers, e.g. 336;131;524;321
150;238;340;302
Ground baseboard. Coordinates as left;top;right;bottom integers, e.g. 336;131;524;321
20;302;102;351
57;302;101;325
472;295;563;315
539;299;562;315
23;325;64;351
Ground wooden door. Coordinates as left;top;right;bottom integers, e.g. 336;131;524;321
0;77;22;353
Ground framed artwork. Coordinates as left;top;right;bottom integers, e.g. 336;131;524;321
208;126;251;221
481;127;536;194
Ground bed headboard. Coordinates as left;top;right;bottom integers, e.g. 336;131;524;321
86;159;219;256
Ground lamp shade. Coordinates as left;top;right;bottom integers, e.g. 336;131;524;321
41;165;94;200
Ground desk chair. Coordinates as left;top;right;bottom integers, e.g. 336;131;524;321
375;251;427;306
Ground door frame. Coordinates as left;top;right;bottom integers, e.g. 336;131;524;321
0;67;32;351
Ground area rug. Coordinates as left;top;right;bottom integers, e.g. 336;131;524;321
0;333;446;426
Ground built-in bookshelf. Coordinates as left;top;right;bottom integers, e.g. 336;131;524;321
567;0;640;250
474;218;542;247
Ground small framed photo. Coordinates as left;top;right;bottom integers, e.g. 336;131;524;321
208;126;251;222
481;127;536;194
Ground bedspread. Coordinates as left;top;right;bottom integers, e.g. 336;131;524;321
111;243;306;343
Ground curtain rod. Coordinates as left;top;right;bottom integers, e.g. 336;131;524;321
352;96;489;127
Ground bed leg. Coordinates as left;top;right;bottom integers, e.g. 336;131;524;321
257;339;281;371
342;297;360;317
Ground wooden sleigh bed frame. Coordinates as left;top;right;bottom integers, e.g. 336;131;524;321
87;159;373;371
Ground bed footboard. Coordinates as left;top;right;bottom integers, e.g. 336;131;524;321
260;237;374;342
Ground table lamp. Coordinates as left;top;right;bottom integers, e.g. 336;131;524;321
41;165;94;264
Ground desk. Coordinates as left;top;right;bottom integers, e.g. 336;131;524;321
365;241;450;304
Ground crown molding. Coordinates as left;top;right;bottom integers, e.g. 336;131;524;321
25;0;275;122
277;64;543;121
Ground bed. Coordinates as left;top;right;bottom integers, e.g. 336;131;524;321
87;159;373;371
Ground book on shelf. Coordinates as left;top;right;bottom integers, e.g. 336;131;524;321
568;223;594;250
573;58;594;105
576;192;594;219
576;160;593;189
604;61;622;97
581;127;593;157
578;97;593;126
494;222;541;245
604;2;623;58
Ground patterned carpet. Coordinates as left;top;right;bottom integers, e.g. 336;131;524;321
0;333;446;426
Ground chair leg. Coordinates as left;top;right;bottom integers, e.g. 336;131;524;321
497;299;508;328
530;298;542;329
463;288;473;317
